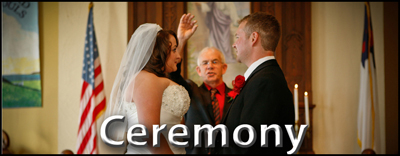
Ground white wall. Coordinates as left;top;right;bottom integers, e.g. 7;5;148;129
311;2;385;154
58;2;127;153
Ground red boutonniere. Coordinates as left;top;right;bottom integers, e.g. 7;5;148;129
228;75;245;102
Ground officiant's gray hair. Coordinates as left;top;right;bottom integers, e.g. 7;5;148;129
197;47;226;66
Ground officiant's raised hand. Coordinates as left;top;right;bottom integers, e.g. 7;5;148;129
177;13;198;44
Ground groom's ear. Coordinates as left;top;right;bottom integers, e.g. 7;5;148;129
251;32;259;46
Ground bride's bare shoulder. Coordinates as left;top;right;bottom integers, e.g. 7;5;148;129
135;71;170;89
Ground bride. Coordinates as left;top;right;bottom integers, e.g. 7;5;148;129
104;14;198;154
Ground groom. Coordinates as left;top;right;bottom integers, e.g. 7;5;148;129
214;12;295;154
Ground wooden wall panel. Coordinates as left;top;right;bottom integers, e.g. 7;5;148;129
128;2;187;77
280;2;313;153
162;2;185;31
128;2;163;39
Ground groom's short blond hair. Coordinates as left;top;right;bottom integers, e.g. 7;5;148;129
239;12;281;52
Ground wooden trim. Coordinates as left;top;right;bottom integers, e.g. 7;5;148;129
182;2;187;78
274;2;283;67
128;2;134;41
156;2;163;26
304;2;312;104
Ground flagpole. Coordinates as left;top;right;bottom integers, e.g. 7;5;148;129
77;1;106;153
89;2;93;11
365;1;377;149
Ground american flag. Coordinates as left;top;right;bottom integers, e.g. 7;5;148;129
76;3;106;154
357;2;380;154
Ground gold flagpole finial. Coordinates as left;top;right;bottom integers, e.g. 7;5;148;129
89;2;93;11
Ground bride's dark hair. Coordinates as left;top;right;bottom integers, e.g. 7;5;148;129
142;30;179;77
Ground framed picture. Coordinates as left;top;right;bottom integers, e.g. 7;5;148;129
186;2;250;88
2;2;42;108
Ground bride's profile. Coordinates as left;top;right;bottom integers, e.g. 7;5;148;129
104;14;198;154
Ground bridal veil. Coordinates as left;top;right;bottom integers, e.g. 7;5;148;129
104;23;162;141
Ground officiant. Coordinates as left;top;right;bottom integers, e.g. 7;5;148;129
170;47;233;154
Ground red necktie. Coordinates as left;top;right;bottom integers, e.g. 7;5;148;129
211;89;220;125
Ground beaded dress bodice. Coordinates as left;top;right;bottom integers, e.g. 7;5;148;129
123;85;190;154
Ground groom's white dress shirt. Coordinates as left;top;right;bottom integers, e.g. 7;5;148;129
244;56;275;81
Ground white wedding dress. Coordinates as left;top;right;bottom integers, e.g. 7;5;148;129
123;85;190;154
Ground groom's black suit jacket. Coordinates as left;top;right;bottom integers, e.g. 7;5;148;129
169;62;232;154
215;59;295;154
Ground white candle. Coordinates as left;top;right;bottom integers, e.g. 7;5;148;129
304;91;310;127
294;84;299;122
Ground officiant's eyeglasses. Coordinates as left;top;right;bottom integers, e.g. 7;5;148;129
201;60;221;66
